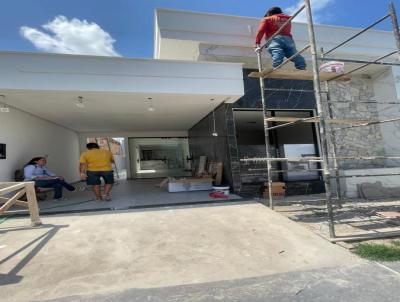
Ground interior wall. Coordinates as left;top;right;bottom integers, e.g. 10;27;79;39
79;131;188;179
0;107;80;182
128;137;190;179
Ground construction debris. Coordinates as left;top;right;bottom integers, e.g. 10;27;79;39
168;177;213;193
358;182;400;200
376;211;400;219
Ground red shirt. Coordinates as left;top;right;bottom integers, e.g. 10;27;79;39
255;13;292;45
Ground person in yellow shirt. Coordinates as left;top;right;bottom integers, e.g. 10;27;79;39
79;142;115;201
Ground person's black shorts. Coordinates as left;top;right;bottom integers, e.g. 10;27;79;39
86;171;114;185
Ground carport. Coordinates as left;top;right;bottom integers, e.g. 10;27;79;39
0;51;244;210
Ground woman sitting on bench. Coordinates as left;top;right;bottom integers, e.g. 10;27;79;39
24;157;76;201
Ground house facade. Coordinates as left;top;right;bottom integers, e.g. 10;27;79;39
1;8;400;198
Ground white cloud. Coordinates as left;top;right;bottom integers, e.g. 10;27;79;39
286;0;335;23
20;16;120;56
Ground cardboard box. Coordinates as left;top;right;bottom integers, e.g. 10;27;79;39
264;182;285;189
264;182;286;199
263;189;285;199
168;177;213;192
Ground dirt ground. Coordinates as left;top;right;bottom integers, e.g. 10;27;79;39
274;197;400;246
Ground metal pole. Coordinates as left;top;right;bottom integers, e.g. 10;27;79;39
265;116;319;131
265;88;315;93
241;156;400;162
106;138;120;179
241;157;323;163
260;5;306;50
319;56;400;66
262;45;311;76
329;51;397;82
256;50;274;209
323;13;391;55
333;116;400;131
389;1;400;60
332;173;400;179
323;100;400;105
321;47;342;201
304;0;336;238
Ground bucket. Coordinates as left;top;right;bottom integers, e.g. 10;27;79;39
319;61;345;74
212;186;230;195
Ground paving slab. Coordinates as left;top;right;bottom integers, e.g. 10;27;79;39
1;202;360;302
23;179;241;215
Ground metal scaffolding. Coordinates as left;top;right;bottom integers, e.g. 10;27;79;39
247;0;400;240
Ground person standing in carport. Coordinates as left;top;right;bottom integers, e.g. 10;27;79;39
80;142;115;201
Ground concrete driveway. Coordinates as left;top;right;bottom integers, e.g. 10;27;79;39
0;202;368;301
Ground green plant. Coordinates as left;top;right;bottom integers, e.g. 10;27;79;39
390;240;400;247
354;243;400;261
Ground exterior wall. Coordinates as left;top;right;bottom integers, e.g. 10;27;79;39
227;70;316;193
205;71;400;198
326;77;386;170
188;104;233;186
325;74;400;197
374;66;400;167
189;69;318;194
0;107;80;182
156;9;396;62
0;52;244;98
342;167;400;198
236;70;316;109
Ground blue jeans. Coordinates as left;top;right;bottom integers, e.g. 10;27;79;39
35;179;75;199
267;35;306;70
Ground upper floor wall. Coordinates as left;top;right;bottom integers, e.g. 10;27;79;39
155;8;398;63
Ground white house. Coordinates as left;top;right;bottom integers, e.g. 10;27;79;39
1;7;400;198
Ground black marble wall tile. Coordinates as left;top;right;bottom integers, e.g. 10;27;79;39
188;103;233;186
235;69;316;110
225;104;241;193
189;68;318;195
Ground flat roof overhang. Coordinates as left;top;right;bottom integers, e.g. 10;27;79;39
0;52;244;132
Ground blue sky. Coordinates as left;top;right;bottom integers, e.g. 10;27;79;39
1;0;399;58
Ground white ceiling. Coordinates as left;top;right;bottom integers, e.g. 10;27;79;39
3;90;227;133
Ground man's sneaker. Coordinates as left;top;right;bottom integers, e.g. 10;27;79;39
103;195;112;201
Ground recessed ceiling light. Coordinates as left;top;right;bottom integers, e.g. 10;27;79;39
147;97;155;112
0;95;10;113
75;96;85;108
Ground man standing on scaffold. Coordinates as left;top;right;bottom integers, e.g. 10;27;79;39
255;7;307;70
